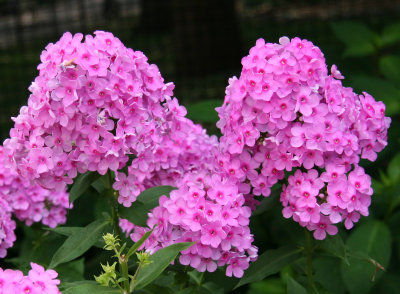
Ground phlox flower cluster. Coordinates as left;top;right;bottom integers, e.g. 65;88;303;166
121;168;257;278
216;37;390;239
3;30;176;206
0;146;69;257
0;262;61;294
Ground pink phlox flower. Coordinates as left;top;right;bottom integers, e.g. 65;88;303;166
305;123;326;151
343;211;360;229
302;149;324;169
320;163;346;182
298;204;321;223
348;166;373;195
200;222;227;248
327;179;349;209
295;180;319;207
226;257;249;278
320;203;343;224
307;215;338;240
294;86;320;116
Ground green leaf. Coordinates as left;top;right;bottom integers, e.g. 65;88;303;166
247;278;286;294
119;201;149;227
186;100;222;123
119;186;176;227
319;235;348;264
61;281;120;294
331;21;377;57
55;258;85;282
200;282;224;294
379;55;400;84
126;228;154;260
49;219;109;268
341;220;392;294
287;277;307;294
46;226;83;237
174;286;198;294
134;242;194;290
69;171;102;203
46;226;105;248
350;75;400;116
381;22;400;46
143;284;175;294
314;255;346;294
235;246;303;289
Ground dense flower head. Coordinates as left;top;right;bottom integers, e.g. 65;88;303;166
0;262;61;293
216;36;390;238
3;30;176;206
0;146;69;257
121;165;256;278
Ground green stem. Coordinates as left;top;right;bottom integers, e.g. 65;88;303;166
107;170;122;239
304;229;318;294
130;262;143;293
107;170;126;292
121;258;130;293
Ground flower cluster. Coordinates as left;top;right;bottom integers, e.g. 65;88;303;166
122;168;257;278
3;31;175;206
216;37;390;239
0;146;69;257
0;263;61;293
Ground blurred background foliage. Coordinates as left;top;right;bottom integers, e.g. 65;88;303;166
1;0;400;293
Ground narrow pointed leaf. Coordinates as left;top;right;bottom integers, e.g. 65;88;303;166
61;281;120;294
46;226;82;237
49;219;109;268
46;226;105;249
126;228;154;260
235;246;303;289
69;171;102;203
134;242;194;290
